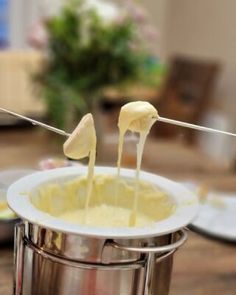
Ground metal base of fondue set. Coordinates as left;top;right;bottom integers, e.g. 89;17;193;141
14;222;187;295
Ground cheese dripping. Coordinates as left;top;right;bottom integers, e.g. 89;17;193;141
117;101;158;226
63;113;96;223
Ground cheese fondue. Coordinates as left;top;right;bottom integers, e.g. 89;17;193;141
47;101;174;228
117;101;158;225
32;175;175;228
59;205;153;227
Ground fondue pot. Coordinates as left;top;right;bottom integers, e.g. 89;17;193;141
8;167;198;295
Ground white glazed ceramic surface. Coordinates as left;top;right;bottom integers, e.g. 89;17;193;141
7;167;199;238
0;169;36;189
0;169;35;215
192;194;236;242
182;181;236;242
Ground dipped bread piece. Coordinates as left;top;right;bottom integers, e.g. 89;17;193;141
118;101;158;134
63;113;96;160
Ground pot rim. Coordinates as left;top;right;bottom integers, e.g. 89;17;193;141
7;166;198;238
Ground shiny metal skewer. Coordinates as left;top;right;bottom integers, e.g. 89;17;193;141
1;107;236;138
0;107;70;137
158;116;236;137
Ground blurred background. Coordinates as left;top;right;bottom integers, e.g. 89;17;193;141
0;1;236;295
0;0;236;171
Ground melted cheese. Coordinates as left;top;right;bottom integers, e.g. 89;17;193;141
32;175;175;228
117;101;158;226
63;113;96;223
59;205;154;228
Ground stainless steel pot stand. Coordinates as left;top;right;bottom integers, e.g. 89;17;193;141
14;222;187;295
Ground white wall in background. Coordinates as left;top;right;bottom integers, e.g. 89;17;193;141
162;0;236;162
8;0;66;48
9;0;39;48
163;0;236;125
135;0;167;59
112;0;167;59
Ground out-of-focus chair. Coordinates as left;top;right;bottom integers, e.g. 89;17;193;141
153;56;221;143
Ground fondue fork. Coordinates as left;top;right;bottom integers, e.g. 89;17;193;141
0;107;70;137
1;107;236;138
157;116;236;138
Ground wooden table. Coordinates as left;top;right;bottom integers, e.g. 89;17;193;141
1;127;236;295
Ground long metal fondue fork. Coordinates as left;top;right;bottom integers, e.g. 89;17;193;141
1;107;236;138
0;107;70;137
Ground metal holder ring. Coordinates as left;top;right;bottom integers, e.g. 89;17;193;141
23;237;146;270
108;229;187;254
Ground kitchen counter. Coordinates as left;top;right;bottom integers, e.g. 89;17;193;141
0;127;236;295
